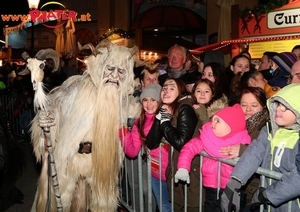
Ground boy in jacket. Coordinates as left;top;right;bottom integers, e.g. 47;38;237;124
221;83;300;212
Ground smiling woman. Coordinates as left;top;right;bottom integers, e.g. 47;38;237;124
146;77;199;211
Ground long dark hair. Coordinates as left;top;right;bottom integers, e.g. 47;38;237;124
191;78;215;107
240;70;260;89
137;97;160;159
203;62;228;97
162;78;188;115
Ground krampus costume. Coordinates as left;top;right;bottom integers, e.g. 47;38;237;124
28;40;142;212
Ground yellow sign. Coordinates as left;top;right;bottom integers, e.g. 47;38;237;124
249;39;300;59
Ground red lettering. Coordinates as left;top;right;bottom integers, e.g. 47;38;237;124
10;15;20;21
20;15;30;22
54;10;63;21
47;10;58;21
29;10;40;23
1;15;11;21
86;13;91;21
68;10;77;21
37;11;48;23
61;12;68;21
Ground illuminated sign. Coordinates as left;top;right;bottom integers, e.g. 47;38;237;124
268;8;300;29
1;1;91;29
249;39;300;59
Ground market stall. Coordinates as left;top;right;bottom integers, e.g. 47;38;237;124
190;0;300;60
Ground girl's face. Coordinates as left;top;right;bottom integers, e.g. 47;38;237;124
275;101;296;127
240;93;264;120
231;57;250;74
194;82;213;105
142;97;159;115
202;66;215;83
211;116;230;137
161;79;179;104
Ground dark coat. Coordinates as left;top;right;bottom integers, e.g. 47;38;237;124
146;100;199;209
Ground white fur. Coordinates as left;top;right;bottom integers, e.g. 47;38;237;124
30;41;138;212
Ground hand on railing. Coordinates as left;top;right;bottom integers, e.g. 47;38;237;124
174;168;190;184
249;187;270;210
220;178;241;212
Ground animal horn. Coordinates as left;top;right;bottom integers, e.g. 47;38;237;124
77;42;83;51
34;48;60;72
145;63;159;70
130;46;147;67
21;51;31;61
78;42;97;56
18;67;30;75
95;39;111;51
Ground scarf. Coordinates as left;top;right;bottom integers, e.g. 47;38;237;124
246;109;269;135
168;67;187;78
200;123;251;158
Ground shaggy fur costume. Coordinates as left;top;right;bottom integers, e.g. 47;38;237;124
30;41;139;212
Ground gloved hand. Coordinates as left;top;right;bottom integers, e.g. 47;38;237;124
220;178;242;212
156;108;171;124
174;168;190;184
250;187;270;210
119;126;129;140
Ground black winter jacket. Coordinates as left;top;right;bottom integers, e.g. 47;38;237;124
146;104;198;152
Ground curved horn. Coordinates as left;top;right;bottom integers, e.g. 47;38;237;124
95;39;111;51
78;42;97;56
18;67;30;75
21;51;31;61
77;42;83;51
130;46;147;67
34;49;60;72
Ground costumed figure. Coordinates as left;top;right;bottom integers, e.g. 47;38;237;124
22;39;143;212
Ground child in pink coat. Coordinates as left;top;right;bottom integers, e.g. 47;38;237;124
175;104;251;211
121;83;171;211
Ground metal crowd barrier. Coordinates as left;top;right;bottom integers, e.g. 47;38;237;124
0;95;33;137
119;147;291;212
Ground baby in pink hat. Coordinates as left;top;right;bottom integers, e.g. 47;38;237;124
175;104;251;211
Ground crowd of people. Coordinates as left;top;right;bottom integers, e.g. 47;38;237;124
120;43;300;212
0;42;300;211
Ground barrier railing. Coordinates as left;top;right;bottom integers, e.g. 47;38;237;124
119;147;288;212
0;95;33;137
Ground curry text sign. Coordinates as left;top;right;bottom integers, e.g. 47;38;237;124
239;1;300;37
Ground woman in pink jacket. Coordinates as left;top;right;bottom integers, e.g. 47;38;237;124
121;83;171;211
175;104;251;212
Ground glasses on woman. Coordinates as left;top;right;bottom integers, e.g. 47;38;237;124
275;101;288;112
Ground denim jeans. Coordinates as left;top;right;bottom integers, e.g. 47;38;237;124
151;176;172;212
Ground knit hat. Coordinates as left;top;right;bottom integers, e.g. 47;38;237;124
140;83;162;102
272;52;297;74
212;104;246;139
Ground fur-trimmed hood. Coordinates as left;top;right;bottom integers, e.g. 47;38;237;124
207;94;228;118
